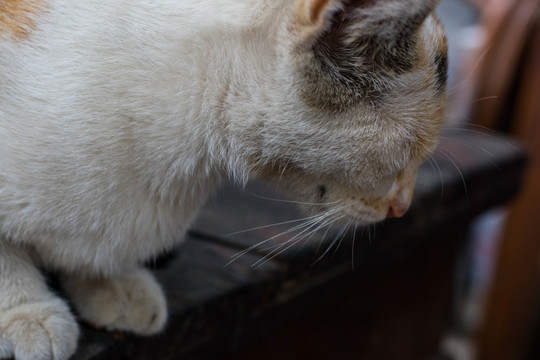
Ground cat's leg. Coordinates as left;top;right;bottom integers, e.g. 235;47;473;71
0;242;79;360
0;334;14;359
61;267;167;335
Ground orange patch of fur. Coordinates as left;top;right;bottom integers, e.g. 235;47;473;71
0;0;45;41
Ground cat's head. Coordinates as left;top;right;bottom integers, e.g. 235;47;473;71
249;0;447;225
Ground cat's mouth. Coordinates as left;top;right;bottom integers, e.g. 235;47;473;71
306;175;416;227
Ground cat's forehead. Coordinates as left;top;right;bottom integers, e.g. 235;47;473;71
0;0;46;41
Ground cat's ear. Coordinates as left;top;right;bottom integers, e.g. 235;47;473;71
298;0;441;75
295;0;339;27
293;0;342;41
294;0;440;47
340;0;440;36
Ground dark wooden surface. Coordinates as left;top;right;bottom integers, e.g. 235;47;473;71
222;230;466;360
71;130;526;360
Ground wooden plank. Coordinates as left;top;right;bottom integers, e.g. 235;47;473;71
222;231;466;360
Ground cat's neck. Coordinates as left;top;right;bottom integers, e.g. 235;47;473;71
119;0;288;192
1;0;290;202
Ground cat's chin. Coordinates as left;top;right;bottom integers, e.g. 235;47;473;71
303;204;387;230
336;212;387;228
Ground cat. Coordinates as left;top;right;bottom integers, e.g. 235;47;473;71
0;0;447;359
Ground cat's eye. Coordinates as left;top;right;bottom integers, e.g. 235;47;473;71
318;185;327;199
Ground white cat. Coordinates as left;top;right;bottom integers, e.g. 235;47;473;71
0;0;447;359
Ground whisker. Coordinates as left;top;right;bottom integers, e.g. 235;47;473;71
314;218;336;257
332;223;351;258
247;192;343;207
352;220;358;271
225;215;327;266
427;156;444;201
468;96;498;105
254;238;304;267
259;213;339;253
455;123;495;133
312;223;350;265
297;212;345;253
447;43;494;95
227;213;322;236
435;148;469;200
253;236;306;269
277;159;291;187
437;146;468;177
252;210;346;268
248;207;344;263
439;135;501;171
441;127;519;151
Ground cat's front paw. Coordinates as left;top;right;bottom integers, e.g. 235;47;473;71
0;299;79;360
63;268;167;335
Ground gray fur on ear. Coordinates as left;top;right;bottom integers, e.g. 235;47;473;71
344;0;439;33
294;0;442;110
313;0;440;75
300;0;439;107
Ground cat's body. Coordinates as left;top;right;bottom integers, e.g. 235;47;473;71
0;0;274;274
0;0;447;359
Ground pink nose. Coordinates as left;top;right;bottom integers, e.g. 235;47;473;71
386;204;408;218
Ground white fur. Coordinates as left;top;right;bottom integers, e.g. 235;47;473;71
0;242;79;360
0;0;278;274
61;268;167;334
0;1;446;358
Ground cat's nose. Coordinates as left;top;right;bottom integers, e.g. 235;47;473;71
386;204;408;218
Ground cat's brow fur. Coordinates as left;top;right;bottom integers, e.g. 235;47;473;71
0;1;447;359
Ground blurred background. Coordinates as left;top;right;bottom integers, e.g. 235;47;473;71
435;0;539;359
